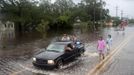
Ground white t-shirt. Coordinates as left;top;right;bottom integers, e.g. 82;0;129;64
106;38;112;46
61;36;70;41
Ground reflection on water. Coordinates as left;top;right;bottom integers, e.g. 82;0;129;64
0;23;114;58
0;30;15;49
0;24;122;75
0;25;132;75
0;25;121;60
0;25;99;50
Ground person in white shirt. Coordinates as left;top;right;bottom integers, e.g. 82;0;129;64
61;34;70;41
106;34;113;54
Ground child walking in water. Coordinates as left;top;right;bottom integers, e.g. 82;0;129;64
97;36;106;60
106;34;113;54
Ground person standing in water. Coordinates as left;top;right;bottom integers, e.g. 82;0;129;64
106;34;113;54
97;36;106;60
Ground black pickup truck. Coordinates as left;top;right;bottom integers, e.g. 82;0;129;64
32;41;85;69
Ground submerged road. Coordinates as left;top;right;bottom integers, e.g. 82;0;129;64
88;32;133;75
0;25;134;75
100;29;134;75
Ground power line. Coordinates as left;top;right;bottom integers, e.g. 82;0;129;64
106;3;127;18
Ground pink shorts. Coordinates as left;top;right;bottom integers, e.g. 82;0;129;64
98;50;105;54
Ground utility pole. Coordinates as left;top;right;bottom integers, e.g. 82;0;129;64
115;6;119;26
121;10;123;20
116;6;118;17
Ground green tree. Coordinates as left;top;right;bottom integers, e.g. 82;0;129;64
80;0;109;30
0;0;110;33
0;0;43;33
36;20;49;33
48;0;75;29
112;17;121;26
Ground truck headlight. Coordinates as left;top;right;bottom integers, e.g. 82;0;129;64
76;41;80;44
33;58;36;61
47;60;54;64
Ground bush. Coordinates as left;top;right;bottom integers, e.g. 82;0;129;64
36;20;49;33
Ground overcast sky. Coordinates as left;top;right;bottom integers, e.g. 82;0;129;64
103;0;134;18
51;0;134;18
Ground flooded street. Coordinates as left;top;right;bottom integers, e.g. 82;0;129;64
101;25;134;75
0;24;134;75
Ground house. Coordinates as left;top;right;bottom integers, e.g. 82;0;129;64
0;21;14;31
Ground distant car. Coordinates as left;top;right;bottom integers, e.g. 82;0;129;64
32;41;85;69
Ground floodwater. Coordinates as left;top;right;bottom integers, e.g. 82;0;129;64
0;25;98;57
0;24;129;75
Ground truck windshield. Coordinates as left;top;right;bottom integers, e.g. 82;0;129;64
46;44;65;52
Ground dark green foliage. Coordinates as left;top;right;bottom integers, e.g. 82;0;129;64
0;0;110;33
112;17;121;26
